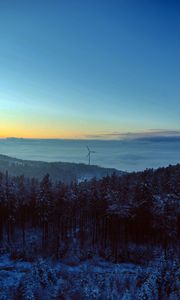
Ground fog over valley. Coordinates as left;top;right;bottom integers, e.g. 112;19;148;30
0;137;180;172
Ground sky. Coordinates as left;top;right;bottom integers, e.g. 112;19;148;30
0;0;179;139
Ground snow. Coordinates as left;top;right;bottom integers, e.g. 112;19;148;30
0;255;31;299
0;253;179;299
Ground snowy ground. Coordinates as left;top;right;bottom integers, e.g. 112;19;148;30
0;255;138;299
0;253;179;299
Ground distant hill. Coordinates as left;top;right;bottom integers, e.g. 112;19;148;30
0;154;124;183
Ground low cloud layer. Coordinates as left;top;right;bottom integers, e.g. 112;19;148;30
85;130;180;140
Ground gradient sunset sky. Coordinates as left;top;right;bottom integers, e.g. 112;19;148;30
0;0;179;139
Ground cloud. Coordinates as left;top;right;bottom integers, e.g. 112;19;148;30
84;129;180;140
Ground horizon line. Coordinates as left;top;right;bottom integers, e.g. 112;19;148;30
1;134;180;142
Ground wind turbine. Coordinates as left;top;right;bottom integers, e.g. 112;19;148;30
86;146;95;165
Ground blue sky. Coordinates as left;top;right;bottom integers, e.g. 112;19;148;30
0;0;179;138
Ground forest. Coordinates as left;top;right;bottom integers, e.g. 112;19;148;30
0;164;180;299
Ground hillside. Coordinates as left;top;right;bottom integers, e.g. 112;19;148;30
0;161;179;253
0;163;179;299
0;154;124;183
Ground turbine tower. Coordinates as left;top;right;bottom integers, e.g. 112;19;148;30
86;146;95;165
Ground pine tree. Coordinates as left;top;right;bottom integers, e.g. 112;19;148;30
38;174;53;251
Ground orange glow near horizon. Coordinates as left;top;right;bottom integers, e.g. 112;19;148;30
0;111;92;139
0;129;85;139
0;119;84;139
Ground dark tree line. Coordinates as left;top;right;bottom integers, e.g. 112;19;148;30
0;164;180;261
